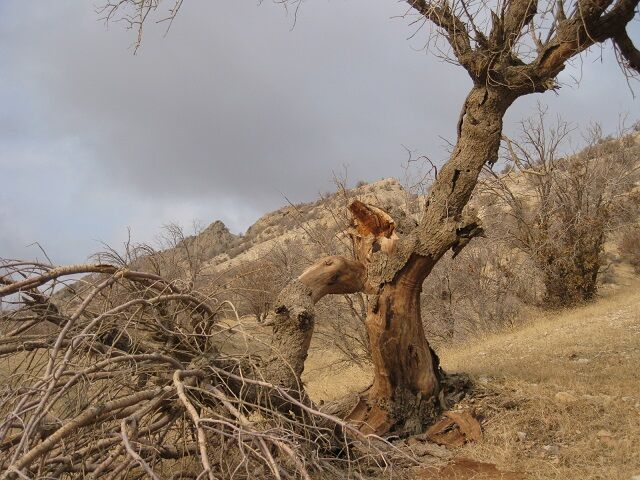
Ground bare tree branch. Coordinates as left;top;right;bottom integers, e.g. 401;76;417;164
614;28;640;73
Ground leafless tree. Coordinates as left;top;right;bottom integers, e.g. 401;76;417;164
420;237;541;340
314;291;372;368
225;258;286;322
87;0;640;436
482;109;640;305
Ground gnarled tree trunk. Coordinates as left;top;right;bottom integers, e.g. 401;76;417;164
345;87;512;435
263;87;512;436
347;255;442;435
262;87;512;434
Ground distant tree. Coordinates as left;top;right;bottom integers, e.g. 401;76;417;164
229;259;283;322
619;226;640;274
420;238;539;340
484;109;640;306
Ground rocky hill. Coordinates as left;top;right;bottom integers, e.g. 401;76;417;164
158;130;640;290
169;177;419;278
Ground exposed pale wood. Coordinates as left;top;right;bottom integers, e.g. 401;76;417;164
347;200;399;268
298;256;366;303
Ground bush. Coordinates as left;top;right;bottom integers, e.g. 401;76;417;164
421;240;540;342
483;109;640;307
619;227;640;273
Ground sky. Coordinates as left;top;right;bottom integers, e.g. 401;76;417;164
0;0;638;265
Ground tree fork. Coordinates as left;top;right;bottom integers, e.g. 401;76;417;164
265;136;490;434
344;88;504;435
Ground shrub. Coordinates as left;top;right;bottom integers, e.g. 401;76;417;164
619;227;640;273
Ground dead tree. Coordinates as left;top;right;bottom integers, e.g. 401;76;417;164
102;0;640;436
226;259;284;322
259;0;640;435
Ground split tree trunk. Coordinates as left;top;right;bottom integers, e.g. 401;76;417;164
266;86;514;435
347;86;513;435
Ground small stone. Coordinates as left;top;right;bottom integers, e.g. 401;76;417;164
516;431;527;441
576;358;590;364
596;430;616;446
555;391;578;403
542;445;560;456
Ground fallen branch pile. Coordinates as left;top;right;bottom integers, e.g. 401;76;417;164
0;260;407;479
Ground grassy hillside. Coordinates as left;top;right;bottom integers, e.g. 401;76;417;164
301;271;640;479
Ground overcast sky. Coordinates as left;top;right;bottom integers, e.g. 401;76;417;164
1;1;638;264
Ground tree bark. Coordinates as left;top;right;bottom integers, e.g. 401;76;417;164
347;256;442;435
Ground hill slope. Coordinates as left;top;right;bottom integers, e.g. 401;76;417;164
301;276;640;479
435;279;640;478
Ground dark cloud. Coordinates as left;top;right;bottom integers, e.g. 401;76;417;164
0;0;637;262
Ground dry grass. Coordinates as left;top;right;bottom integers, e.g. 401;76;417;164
437;278;640;479
297;269;640;479
303;348;372;402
